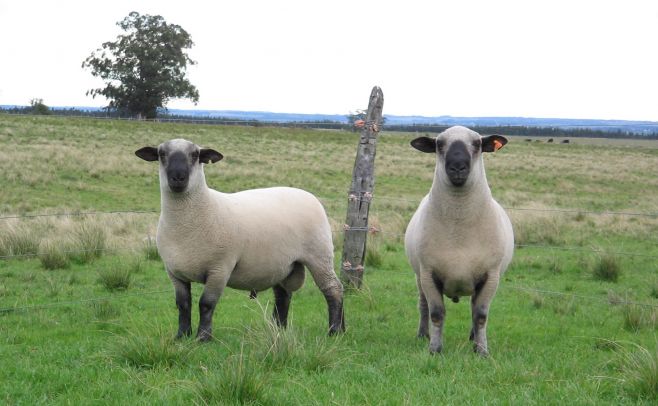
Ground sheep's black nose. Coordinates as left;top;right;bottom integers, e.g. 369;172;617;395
171;172;187;182
445;141;471;187
447;160;469;174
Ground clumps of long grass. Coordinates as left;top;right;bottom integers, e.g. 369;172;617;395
38;239;71;270
0;223;40;258
615;341;658;401
192;346;269;406
592;253;622;282
91;300;120;320
143;235;160;261
511;211;568;246
97;258;135;291
106;324;197;370
70;221;107;264
621;305;656;332
650;282;658;299
365;238;384;269
244;303;349;373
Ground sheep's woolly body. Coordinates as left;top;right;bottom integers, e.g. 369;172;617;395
136;138;344;340
157;186;335;292
404;126;514;356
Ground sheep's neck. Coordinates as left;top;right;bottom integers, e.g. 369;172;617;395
160;186;217;227
428;176;492;224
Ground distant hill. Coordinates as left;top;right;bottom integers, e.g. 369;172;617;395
2;105;658;135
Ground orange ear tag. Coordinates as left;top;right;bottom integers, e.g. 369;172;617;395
493;139;503;151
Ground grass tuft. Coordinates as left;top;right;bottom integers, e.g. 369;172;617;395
244;303;348;373
621;305;656;332
107;325;196;369
91;300;120;320
617;342;658;400
97;260;132;291
365;239;384;269
0;224;40;257
592;254;622;282
38;239;71;270
71;221;107;264
143;235;160;261
194;346;268;405
650;283;658;300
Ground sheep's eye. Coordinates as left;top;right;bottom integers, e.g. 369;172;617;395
191;151;199;160
472;140;482;150
158;150;166;158
436;140;445;154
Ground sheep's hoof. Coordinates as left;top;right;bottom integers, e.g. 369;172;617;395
417;332;429;340
428;342;443;354
196;330;213;342
175;330;192;340
328;326;344;336
474;344;489;357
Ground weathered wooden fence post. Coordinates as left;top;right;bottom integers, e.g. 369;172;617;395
341;86;384;288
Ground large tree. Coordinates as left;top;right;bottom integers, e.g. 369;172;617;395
82;11;199;119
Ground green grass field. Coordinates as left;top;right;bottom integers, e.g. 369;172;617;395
1;114;657;404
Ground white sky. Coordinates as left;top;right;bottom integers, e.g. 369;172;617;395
1;0;657;120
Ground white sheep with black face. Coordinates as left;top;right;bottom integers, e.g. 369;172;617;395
136;138;345;341
404;126;514;356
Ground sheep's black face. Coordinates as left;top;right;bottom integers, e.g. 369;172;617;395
409;126;509;189
445;141;471;187
165;151;191;193
135;138;224;195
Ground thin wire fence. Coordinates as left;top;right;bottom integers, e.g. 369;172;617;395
1;199;657;221
506;285;658;309
0;289;171;314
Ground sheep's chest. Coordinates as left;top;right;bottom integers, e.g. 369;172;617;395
157;230;227;283
419;224;502;297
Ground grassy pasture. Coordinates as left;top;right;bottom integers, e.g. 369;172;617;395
1;114;657;404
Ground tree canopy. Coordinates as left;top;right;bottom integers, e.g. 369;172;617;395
82;11;199;119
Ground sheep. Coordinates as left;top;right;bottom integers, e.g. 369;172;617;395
404;126;514;356
135;138;345;341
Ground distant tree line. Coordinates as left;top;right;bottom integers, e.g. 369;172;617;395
382;123;658;139
1;106;657;139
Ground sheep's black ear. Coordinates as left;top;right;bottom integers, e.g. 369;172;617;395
135;147;159;161
481;135;508;153
199;148;223;164
410;137;437;153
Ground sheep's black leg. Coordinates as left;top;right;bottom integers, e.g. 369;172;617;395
197;292;218;342
470;273;499;357
322;288;345;335
416;273;429;339
272;285;292;327
168;274;192;339
421;271;446;353
197;272;228;342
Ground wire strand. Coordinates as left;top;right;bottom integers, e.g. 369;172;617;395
506;284;658;309
0;289;171;314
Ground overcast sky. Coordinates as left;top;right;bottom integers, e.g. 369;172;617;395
1;0;657;120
